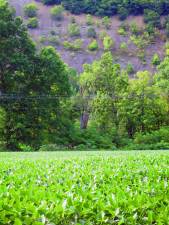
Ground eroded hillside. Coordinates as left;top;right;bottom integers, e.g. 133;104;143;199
9;0;166;73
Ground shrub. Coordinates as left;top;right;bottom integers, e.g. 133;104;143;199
48;36;60;45
63;41;72;50
70;126;114;149
50;30;56;35
99;31;107;40
50;5;64;20
88;40;99;51
130;22;140;35
18;143;34;152
135;127;169;145
145;23;155;35
126;142;169;150
63;39;83;51
86;14;93;25
24;3;38;18
117;27;127;36
96;20;100;28
120;42;128;51
102;16;111;29
27;17;38;28
126;63;134;74
87;27;97;38
68;23;80;37
39;144;66;151
103;36;114;51
130;35;147;49
125;127;169;150
118;7;128;20
166;22;169;37
39;35;47;43
163;15;169;28
120;22;129;31
70;16;76;23
144;9;161;28
138;50;146;63
166;48;169;56
151;53;161;65
42;0;61;4
72;39;83;50
165;42;169;50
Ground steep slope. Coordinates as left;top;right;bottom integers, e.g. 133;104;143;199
9;0;165;73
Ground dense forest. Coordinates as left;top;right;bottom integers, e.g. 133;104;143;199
43;0;169;17
1;0;169;151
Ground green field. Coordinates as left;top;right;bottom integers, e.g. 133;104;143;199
0;151;169;224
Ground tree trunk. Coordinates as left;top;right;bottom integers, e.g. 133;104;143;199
80;112;89;129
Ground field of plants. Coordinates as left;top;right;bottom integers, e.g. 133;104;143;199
0;151;169;224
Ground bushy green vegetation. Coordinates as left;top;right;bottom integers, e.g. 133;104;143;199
42;0;61;4
117;27;127;36
42;0;169;19
126;63;134;74
86;14;93;25
0;1;71;150
102;16;111;29
63;39;83;51
152;53;161;65
144;9;161;28
120;42;128;51
103;35;114;51
127;127;169;150
48;36;60;45
68;23;80;37
50;5;64;20
130;22;141;35
0;151;168;224
88;40;99;51
87;27;97;38
27;17;38;28
40;0;169;37
24;3;38;18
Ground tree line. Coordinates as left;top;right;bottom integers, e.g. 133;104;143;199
1;0;169;151
42;0;169;18
41;0;169;35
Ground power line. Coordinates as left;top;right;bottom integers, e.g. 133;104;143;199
0;93;164;100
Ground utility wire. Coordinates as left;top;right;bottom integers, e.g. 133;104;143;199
0;93;163;100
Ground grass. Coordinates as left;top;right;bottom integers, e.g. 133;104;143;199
0;151;168;224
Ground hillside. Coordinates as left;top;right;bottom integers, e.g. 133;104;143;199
9;0;165;73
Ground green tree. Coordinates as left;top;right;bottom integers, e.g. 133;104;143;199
27;17;38;28
86;14;93;25
154;55;169;111
0;1;71;150
125;71;167;137
24;3;38;18
88;40;98;51
118;7;128;20
50;5;64;20
152;53;161;65
43;0;61;4
87;27;97;38
144;9;161;28
102;16;111;29
166;22;169;37
103;36;114;51
80;52;128;145
68;23;80;37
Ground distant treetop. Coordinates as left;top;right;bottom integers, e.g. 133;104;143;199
41;0;169;18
